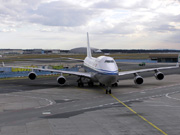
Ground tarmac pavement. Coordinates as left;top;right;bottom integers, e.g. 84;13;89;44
0;61;180;135
0;73;180;134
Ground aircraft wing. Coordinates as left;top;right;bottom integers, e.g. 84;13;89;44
2;63;91;78
119;64;179;76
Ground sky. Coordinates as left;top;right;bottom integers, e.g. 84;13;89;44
0;0;180;50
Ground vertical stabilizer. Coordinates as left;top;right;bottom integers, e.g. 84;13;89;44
87;32;92;58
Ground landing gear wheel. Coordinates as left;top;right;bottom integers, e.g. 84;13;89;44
106;90;108;94
78;82;84;87
106;87;112;94
88;82;94;87
112;83;118;87
77;77;84;87
100;83;105;87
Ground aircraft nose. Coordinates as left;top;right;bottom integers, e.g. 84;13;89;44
98;75;118;86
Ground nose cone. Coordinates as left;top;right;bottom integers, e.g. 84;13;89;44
106;64;118;75
99;57;118;75
98;75;118;86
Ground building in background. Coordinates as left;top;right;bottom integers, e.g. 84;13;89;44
69;47;102;54
44;49;61;54
149;53;179;63
0;49;23;55
23;49;43;54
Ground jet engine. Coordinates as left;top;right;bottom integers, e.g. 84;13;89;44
134;75;144;85
57;76;66;85
154;72;164;80
28;72;37;80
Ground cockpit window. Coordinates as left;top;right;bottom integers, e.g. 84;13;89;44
105;60;114;63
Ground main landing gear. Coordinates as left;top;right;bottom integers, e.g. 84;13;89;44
112;82;118;87
78;82;84;87
88;81;94;87
77;77;94;87
77;77;84;87
106;87;111;94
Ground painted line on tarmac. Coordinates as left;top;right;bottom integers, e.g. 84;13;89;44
1;93;54;109
42;111;52;115
122;83;180;95
165;91;180;101
110;94;168;135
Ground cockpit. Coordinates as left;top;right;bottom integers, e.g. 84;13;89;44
104;60;114;63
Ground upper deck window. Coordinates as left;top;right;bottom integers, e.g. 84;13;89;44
105;60;114;63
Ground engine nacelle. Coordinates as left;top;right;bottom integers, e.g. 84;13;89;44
134;76;144;85
28;72;37;80
154;72;164;80
57;76;66;85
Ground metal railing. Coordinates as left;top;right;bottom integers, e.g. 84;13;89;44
0;67;79;78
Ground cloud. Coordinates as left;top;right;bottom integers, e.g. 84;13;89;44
102;22;136;35
92;0;120;9
92;0;180;10
0;0;96;27
92;0;155;9
146;23;178;33
0;28;16;32
0;0;180;49
164;31;180;43
27;1;94;27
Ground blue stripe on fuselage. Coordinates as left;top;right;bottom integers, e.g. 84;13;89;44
84;65;118;75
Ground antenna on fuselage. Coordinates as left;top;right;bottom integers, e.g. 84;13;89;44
87;32;92;58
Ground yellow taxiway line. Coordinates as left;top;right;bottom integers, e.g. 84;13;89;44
110;94;168;135
78;86;167;135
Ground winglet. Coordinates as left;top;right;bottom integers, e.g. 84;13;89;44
87;32;92;58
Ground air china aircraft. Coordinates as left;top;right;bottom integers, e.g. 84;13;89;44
2;33;180;94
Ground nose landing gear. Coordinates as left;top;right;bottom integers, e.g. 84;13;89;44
106;87;111;94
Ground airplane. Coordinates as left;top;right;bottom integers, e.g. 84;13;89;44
2;33;180;94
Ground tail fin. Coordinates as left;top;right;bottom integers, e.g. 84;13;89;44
87;32;92;58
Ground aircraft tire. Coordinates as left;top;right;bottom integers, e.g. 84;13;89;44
106;89;111;94
78;83;84;87
106;90;108;94
109;90;111;94
88;82;94;87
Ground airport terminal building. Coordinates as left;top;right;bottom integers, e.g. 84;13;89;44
149;53;179;63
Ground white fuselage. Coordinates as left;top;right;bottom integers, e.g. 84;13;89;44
84;56;119;86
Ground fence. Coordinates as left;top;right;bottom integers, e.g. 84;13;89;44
0;67;79;79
